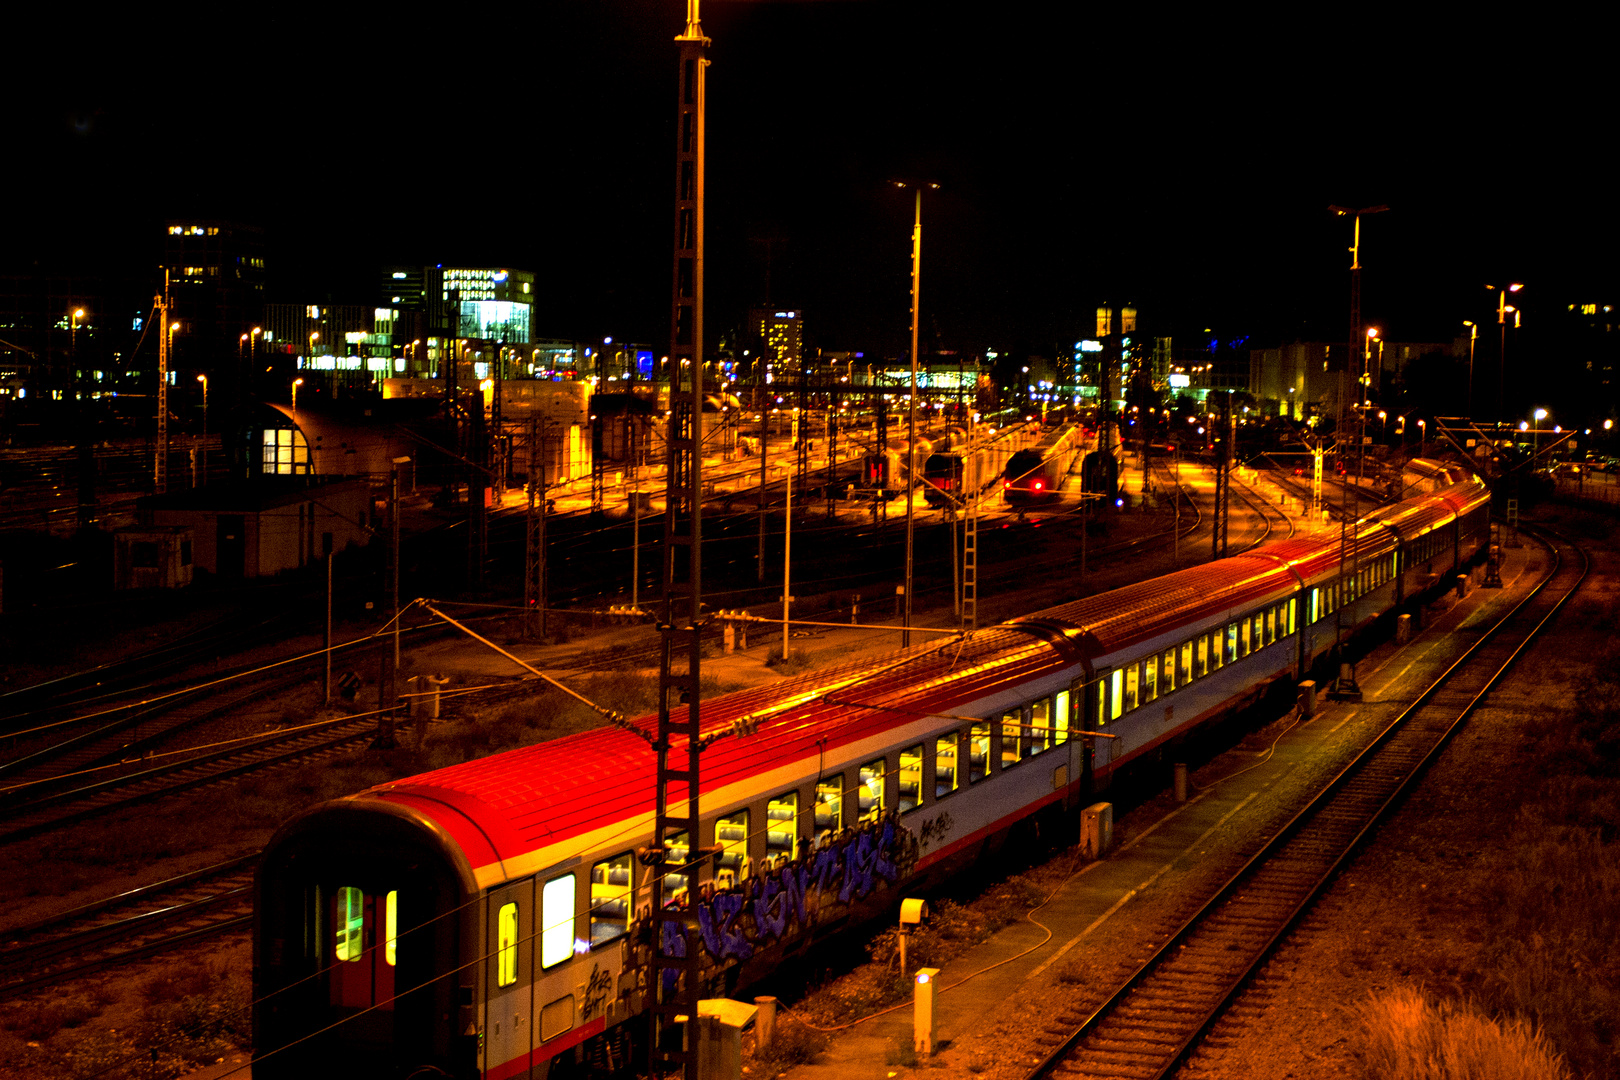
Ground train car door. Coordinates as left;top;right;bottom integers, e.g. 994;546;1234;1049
486;880;536;1079
324;885;398;1048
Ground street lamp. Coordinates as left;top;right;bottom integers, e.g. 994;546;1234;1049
894;178;939;648
197;374;208;479
1486;282;1524;420
292;377;304;412
1534;407;1548;459
1462;320;1478;414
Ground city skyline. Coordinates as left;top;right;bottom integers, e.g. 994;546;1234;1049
5;5;1611;358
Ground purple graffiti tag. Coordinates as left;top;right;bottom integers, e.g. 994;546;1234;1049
695;891;754;961
874;820;899;883
659;918;687;996
808;840;845;899
751;873;789;941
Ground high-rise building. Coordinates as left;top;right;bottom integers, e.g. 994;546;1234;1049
161;220;266;373
747;308;803;380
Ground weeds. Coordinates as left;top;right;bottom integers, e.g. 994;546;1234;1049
765;647;819;675
750;1015;828;1072
1354;988;1570;1080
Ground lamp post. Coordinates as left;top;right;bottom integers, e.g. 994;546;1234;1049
1462;320;1478;414
292;377;303;412
196;374;208;482
895;179;938;649
1329;203;1389;434
1533;407;1548;460
1487;283;1524;421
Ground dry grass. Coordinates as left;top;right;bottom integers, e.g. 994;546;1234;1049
1354;988;1571;1080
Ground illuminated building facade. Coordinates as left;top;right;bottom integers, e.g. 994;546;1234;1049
161;221;266;377
747;308;803;380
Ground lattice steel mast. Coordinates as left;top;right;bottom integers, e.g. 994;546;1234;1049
649;5;709;1078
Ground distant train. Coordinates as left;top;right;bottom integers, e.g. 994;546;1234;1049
922;423;1038;510
254;462;1489;1080
1003;423;1087;504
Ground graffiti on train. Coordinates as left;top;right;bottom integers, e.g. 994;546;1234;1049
679;818;915;964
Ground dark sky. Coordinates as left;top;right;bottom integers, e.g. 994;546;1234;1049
5;5;1610;358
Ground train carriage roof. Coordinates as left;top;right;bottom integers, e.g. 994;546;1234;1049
366;625;1079;880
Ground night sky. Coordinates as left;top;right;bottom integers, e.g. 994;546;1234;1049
5;5;1610;360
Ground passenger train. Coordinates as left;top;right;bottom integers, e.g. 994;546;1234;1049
1002;423;1087;504
253;462;1490;1080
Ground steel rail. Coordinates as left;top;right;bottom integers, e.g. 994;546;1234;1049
1026;527;1584;1080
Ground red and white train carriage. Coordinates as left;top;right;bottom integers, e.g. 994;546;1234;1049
253;463;1489;1080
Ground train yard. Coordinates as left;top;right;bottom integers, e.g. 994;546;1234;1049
2;459;1611;1080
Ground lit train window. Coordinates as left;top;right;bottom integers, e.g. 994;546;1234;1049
1001;711;1022;768
1266;608;1276;645
1195;637;1209;678
1288;599;1297;634
1054;690;1071;744
1161;650;1176;693
859;760;886;822
898;745;923;811
497;902;519;987
716;811;750;883
1107;673;1120;722
969;723;991;780
1029;699;1050;756
385;891;397;967
660;832;691;903
936;734;959;795
541;874;575;969
1124;666;1139;711
1238;619;1250;658
1178;643;1192;686
590;853;633;947
335;887;364;962
1254;612;1265;648
815;781;842;833
1225;624;1238;664
1142;658;1157;703
767;793;798;856
1309;588;1320;623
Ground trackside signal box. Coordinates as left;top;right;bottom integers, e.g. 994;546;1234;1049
1081;802;1113;860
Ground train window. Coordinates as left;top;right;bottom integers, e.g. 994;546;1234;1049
661;832;691;904
1225;623;1238;664
385;891;397;967
1178;642;1193;686
716;811;750;886
859;759;886;822
1107;672;1122;721
1001;710;1022;767
1124;666;1139;711
1029;699;1051;755
1142;658;1157;703
767;793;798;857
935;734;959;796
1196;636;1209;678
1239;618;1251;658
540;995;575;1043
1054;690;1071;745
1254;611;1266;648
1288;598;1297;634
815;782;842;835
497;902;519;987
335;886;364;962
1266;608;1277;645
899;745;923;811
969;723;991;780
590;853;633;947
1309;588;1320;623
541;874;575;969
1161;650;1176;693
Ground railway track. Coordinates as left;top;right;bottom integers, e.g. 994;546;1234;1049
0;854;256;1000
0;709;388;845
1025;527;1584;1080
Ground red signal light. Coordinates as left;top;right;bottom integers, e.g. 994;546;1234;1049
1033;480;1043;491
